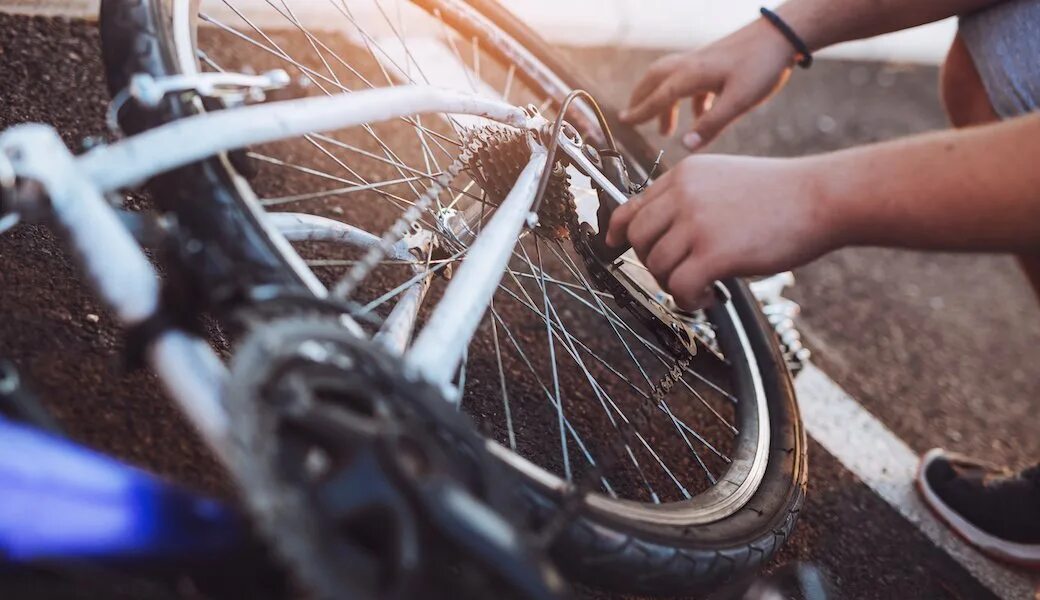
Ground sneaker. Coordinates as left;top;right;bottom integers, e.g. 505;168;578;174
916;448;1040;568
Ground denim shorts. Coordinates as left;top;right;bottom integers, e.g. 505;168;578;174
959;0;1040;118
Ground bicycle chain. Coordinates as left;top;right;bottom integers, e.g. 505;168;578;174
331;130;481;300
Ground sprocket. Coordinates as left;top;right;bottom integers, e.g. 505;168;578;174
224;315;563;600
464;127;577;240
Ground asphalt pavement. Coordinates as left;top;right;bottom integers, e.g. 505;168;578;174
0;11;1037;600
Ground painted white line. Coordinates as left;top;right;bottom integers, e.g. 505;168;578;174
796;363;1038;600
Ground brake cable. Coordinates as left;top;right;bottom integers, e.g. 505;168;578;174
530;89;618;218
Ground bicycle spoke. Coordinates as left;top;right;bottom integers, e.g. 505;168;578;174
433;9;478;93
352;0;463;163
550;243;719;483
508;270;613;299
490;307;616;497
507;244;735;472
304;257;457;268
333;0;469;140
195;33;444;216
204;8;460;152
530;239;570;482
509;241;685;500
357;246;469;316
489;299;517;452
247;152;417;210
554;277;740;428
495;281;660;501
261;175;427;207
540;249;739;407
305;134;486;205
502;63;516;104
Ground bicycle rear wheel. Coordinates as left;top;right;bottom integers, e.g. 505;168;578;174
100;1;807;595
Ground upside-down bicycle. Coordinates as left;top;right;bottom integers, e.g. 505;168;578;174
0;1;809;597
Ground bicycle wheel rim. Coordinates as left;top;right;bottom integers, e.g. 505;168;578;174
153;0;771;526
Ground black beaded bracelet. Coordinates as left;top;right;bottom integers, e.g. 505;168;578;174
759;7;813;69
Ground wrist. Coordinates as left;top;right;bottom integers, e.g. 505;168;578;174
738;16;801;67
770;3;827;53
800;154;863;250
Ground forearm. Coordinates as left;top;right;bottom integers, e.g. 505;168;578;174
771;0;1007;52
815;113;1040;253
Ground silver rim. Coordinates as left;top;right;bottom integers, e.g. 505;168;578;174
165;0;770;525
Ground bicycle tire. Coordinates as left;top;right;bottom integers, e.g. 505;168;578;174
98;1;807;595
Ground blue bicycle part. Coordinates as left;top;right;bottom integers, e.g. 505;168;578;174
0;418;241;562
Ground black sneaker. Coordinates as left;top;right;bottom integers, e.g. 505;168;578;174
916;448;1040;568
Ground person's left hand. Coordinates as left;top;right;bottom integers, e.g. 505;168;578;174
605;153;839;309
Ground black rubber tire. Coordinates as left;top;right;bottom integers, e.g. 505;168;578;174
98;1;807;596
527;282;808;595
100;0;311;308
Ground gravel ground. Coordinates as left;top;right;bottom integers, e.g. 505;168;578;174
0;14;225;493
0;11;1035;600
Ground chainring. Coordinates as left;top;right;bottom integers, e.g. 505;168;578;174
224;315;563;600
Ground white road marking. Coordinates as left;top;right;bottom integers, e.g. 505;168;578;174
796;363;1039;600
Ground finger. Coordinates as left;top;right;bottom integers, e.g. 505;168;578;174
667;259;714;310
627;198;678;258
605;193;645;248
659;100;680;136
643;227;693;284
619;67;669;122
687;288;716;311
605;179;673;247
693;92;714;118
621;58;674;122
620;72;690;126
686;90;754;152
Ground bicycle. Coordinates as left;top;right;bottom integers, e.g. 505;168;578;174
0;1;809;597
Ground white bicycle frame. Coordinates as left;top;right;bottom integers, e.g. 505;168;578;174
0;84;620;465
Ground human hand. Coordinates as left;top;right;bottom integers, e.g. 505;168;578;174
619;18;797;152
605;154;838;309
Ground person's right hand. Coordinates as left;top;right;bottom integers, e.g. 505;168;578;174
619;17;799;152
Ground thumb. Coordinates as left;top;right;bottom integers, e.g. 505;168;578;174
683;92;750;152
